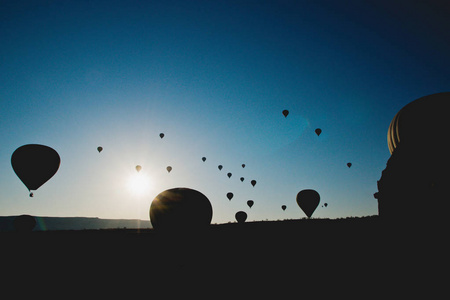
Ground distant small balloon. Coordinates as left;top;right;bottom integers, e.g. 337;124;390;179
347;162;352;168
315;128;322;136
324;203;328;207
247;200;254;208
227;172;232;178
159;133;164;139
251;180;256;187
218;165;223;171
166;166;172;173
281;205;287;211
282;110;289;118
202;157;206;162
235;211;247;223
136;165;142;172
241;164;246;168
240;177;244;182
226;192;233;201
97;146;103;153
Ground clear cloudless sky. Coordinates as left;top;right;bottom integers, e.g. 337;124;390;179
1;0;449;223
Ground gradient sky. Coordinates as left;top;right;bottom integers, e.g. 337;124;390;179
1;0;449;223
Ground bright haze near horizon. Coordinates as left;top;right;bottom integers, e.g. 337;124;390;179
1;0;449;224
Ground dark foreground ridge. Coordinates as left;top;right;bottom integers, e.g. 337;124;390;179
2;216;445;296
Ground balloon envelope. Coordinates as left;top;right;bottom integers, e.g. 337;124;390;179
240;177;244;182
11;144;60;192
166;166;172;173
218;165;223;171
315;128;322;136
235;211;247;223
149;188;213;230
251;180;256;187
281;205;287;211
159;133;164;139
296;189;320;218
247;200;254;208
202;157;206;162
136;165;142;172
227;172;232;178
226;192;233;200
347;162;352;168
282;110;289;118
97;146;103;153
241;164;245;168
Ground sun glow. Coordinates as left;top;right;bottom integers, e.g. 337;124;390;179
127;172;153;196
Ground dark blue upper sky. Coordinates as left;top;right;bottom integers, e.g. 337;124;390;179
1;0;449;222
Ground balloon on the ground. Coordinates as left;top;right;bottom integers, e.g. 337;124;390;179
11;144;60;196
296;189;320;218
13;215;36;232
235;211;247;223
149;188;213;230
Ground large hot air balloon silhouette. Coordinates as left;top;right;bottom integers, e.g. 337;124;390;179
226;192;233;201
97;146;103;153
235;211;247;223
247;200;254;208
296;189;320;218
315;128;322;136
149;188;213;230
11;144;60;197
282;110;289;118
387;92;450;154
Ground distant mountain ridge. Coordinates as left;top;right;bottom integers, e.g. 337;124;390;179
0;216;152;231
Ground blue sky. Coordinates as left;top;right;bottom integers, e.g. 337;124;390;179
1;0;449;223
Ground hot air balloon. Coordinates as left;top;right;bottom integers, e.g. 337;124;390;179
159;133;165;139
347;163;352;168
282;110;289;118
226;192;233;201
13;215;36;232
202;157;206;162
97;146;103;153
242;164;246;168
166;166;172;173
315;128;322;136
324;203;328;207
149;188;213;230
235;211;247;223
296;189;320;218
218;165;223;171
251;180;256;187
227;172;232;178
247;200;254;208
136;165;142;172
240;177;244;182
281;205;287;211
11;144;60;197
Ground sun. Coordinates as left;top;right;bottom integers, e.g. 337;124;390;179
127;172;153;196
